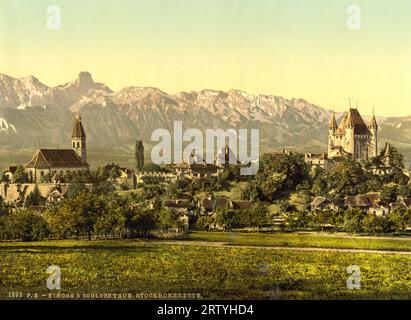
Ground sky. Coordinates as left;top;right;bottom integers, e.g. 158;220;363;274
1;0;411;116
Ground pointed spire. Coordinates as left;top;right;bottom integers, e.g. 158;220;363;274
329;111;337;130
369;105;378;128
72;113;86;138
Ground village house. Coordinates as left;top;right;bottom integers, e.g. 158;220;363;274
103;163;137;189
310;196;340;212
162;199;196;230
345;194;390;216
2;166;18;182
198;196;253;215
168;162;222;179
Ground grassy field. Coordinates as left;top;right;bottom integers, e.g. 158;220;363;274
187;231;411;252
0;239;410;300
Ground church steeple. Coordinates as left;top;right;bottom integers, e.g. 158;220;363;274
72;113;87;163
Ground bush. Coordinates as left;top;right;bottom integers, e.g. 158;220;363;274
1;210;50;241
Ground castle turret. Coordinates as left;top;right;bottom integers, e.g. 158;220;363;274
72;114;87;163
328;112;338;155
368;108;378;158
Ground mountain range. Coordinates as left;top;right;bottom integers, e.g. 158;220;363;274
0;72;411;167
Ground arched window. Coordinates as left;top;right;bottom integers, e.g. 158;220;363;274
77;142;80;148
40;171;44;177
73;142;75;148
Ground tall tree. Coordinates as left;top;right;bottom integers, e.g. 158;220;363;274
135;140;145;171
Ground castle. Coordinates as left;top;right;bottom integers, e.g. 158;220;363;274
328;108;378;161
305;107;378;170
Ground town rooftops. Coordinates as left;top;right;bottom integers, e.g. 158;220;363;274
25;149;89;169
170;162;222;171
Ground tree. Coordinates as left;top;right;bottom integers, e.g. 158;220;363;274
127;208;157;237
258;153;310;199
67;181;87;198
343;208;367;234
363;213;385;236
214;208;244;231
389;209;411;232
312;210;333;232
46;192;99;240
156;209;183;232
24;184;45;208
240;181;261;202
381;183;398;203
379;144;405;168
5;210;49;241
94;195;129;238
13;166;29;183
135;140;145;172
249;203;268;231
398;185;411;198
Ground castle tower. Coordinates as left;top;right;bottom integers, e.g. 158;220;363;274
368;108;378;159
344;109;355;158
72;113;87;163
328;112;338;155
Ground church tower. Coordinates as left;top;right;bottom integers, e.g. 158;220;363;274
72;114;87;163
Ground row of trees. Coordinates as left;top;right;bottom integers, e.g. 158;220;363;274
0;192;186;241
196;206;411;235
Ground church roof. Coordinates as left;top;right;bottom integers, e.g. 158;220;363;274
337;108;371;135
72;115;86;138
25;149;89;169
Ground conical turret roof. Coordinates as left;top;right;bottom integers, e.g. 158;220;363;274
329;113;337;130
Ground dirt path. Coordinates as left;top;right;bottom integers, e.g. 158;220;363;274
156;240;411;255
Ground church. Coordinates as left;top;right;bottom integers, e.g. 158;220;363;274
25;114;89;182
328;108;378;161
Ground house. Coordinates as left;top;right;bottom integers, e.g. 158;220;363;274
310;196;339;212
163;199;195;230
345;194;390;216
199;197;253;215
200;197;232;215
304;153;330;171
169;162;222;179
2;166;18;182
103;163;137;189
